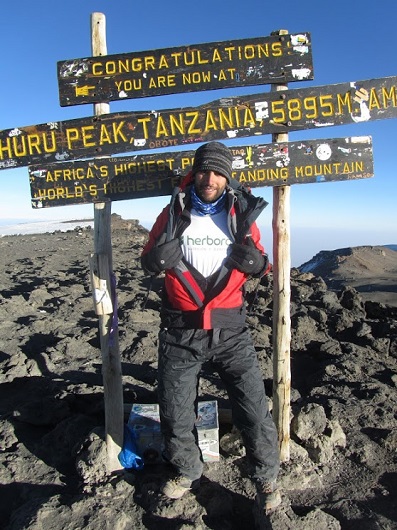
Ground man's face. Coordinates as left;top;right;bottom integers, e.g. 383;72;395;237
194;170;227;203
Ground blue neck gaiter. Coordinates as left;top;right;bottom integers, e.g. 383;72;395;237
190;186;226;216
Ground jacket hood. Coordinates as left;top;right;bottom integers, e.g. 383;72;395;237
179;171;194;191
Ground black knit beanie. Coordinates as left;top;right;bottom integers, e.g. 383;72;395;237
192;141;233;182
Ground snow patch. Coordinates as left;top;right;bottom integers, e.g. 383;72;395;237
0;220;94;236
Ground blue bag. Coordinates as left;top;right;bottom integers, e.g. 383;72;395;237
118;424;144;470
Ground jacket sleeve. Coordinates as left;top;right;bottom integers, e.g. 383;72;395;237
140;205;170;275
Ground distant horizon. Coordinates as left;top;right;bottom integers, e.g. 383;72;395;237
0;215;395;268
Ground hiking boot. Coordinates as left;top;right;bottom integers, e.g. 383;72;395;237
255;480;281;514
161;475;200;499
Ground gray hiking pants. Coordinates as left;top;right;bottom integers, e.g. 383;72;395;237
157;327;280;482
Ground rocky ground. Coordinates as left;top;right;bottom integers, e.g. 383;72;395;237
0;215;396;529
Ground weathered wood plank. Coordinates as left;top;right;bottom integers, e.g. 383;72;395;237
29;136;373;208
1;75;393;170
57;34;313;106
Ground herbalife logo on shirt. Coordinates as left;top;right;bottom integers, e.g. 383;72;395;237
181;234;232;247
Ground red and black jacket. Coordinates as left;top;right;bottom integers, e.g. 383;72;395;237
141;173;269;329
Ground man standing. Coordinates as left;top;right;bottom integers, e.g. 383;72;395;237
141;141;281;513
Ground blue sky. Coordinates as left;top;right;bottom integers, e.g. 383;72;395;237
0;0;396;265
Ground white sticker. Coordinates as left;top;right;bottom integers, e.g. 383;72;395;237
316;144;332;161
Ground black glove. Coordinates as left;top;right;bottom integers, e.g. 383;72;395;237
226;241;267;275
142;238;183;274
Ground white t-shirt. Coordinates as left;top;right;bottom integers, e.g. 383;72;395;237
181;208;232;278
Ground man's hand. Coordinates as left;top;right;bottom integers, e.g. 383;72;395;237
226;241;267;275
143;238;183;274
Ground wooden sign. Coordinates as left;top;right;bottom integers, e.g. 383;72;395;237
57;34;313;106
29;136;373;208
2;75;394;171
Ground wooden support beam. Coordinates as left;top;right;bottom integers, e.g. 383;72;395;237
271;29;292;463
91;12;124;473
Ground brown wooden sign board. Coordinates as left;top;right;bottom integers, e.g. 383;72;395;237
29;136;373;208
1;75;394;171
57;34;313;106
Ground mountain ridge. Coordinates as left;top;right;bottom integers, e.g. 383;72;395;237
298;244;397;306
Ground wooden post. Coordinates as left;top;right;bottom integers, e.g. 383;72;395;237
90;12;124;473
271;30;292;462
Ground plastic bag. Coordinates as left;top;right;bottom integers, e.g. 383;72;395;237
118;424;144;470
